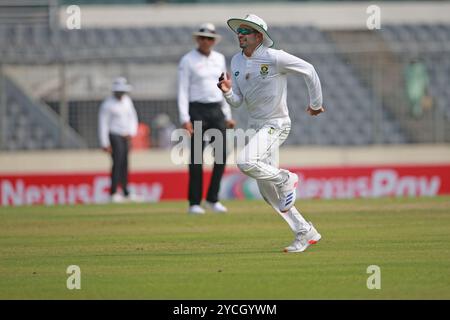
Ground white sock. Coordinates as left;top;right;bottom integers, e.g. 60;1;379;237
288;206;312;234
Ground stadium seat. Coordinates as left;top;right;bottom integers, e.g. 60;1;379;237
1;22;427;148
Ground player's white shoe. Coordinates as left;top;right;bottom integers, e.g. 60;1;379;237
204;201;228;213
188;205;206;215
111;193;125;203
284;223;321;253
277;172;299;212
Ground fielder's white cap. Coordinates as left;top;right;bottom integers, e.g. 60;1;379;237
112;77;132;92
192;23;222;43
227;14;274;48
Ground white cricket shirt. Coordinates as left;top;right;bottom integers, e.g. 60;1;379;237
98;94;138;148
224;45;323;123
177;49;232;124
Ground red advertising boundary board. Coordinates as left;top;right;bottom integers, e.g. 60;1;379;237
1;164;449;206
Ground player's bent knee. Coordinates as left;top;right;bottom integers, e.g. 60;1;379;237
237;161;256;175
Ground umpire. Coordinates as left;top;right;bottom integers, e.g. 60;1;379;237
178;23;236;214
98;77;138;203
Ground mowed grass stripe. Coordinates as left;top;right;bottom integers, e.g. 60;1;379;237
0;197;449;299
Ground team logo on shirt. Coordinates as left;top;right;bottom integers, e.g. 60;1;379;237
260;64;269;77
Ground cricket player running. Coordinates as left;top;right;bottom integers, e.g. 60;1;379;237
217;14;325;253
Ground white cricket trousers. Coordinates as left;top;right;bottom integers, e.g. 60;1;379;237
236;118;311;234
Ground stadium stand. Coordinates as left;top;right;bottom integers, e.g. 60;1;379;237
0;24;429;148
1;2;449;150
4;76;86;150
0;0;87;150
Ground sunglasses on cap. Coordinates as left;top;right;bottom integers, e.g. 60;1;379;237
236;27;257;35
199;28;216;34
198;36;215;41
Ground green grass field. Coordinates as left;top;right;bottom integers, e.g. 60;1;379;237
0;196;449;299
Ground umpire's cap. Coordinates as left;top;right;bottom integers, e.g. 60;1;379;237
112;77;132;92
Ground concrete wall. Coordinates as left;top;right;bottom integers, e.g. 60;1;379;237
60;1;450;30
1;144;449;173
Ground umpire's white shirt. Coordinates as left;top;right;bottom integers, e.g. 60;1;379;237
98;94;138;148
224;45;323;125
178;49;232;124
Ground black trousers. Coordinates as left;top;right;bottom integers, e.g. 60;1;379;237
109;133;130;196
188;102;227;206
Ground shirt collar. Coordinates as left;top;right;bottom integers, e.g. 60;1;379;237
242;43;266;59
195;48;213;58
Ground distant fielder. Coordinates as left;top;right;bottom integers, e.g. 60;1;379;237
217;14;325;252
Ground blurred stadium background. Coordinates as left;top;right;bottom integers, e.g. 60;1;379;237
1;0;450;205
